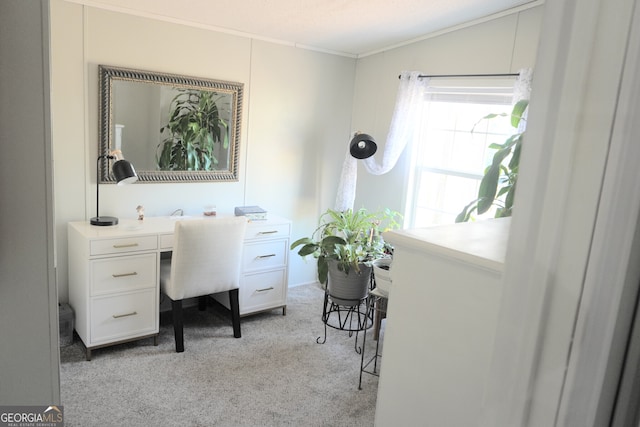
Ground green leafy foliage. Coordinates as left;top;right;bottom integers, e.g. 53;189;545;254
456;99;528;222
290;208;401;284
156;90;229;171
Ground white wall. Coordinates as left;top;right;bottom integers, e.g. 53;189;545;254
243;40;356;286
0;0;60;405
377;219;508;425
351;5;543;217
50;2;356;300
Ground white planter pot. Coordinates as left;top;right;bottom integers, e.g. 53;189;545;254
372;258;392;296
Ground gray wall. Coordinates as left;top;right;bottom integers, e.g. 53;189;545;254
0;0;60;405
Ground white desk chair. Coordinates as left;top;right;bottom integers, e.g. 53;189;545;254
160;217;247;352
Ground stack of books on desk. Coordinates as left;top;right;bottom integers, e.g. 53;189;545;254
234;206;267;220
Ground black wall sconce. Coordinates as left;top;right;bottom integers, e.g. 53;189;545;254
349;132;377;159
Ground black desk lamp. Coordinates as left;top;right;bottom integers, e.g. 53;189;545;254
349;132;377;159
91;150;138;226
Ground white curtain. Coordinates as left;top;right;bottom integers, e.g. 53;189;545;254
334;71;429;211
513;68;533;133
513;68;533;104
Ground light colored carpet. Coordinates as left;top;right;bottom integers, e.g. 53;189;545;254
59;284;381;426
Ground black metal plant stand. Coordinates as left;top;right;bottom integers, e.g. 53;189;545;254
317;291;374;353
358;287;387;389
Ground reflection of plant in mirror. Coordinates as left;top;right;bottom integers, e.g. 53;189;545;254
157;90;229;171
456;99;529;222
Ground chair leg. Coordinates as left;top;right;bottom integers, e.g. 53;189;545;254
229;288;241;338
171;299;185;352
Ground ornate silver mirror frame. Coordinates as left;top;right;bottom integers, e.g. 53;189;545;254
99;65;243;183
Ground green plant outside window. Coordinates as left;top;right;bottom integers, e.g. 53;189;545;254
456;99;529;222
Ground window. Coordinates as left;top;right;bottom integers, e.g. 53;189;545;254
404;78;517;228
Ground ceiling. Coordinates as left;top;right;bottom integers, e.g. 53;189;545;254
69;0;538;57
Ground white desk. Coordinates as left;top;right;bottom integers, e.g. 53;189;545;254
68;215;290;359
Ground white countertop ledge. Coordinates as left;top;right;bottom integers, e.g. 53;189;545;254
383;217;510;273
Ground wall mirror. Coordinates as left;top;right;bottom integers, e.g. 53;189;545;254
99;65;243;182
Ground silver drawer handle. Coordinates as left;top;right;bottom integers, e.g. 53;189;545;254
113;243;139;248
257;254;276;259
112;272;138;278
112;311;137;319
258;230;278;235
256;287;275;292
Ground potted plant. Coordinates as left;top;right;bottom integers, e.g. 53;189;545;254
156;89;229;171
291;207;401;305
456;99;529;222
372;257;392;295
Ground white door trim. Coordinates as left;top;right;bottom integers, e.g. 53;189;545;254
557;0;640;424
481;0;639;425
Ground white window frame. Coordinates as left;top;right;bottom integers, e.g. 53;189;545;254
404;77;518;228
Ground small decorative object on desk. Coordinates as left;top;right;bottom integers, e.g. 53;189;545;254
136;205;144;221
234;205;267;220
203;205;217;216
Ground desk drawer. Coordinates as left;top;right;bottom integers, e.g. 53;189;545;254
91;235;157;256
245;222;290;241
243;240;287;272
241;269;286;312
91;253;157;295
90;289;157;344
